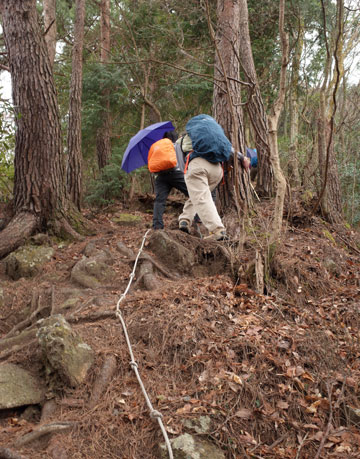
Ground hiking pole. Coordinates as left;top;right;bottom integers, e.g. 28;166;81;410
250;180;260;202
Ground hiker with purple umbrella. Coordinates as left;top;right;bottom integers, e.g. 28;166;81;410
121;121;189;230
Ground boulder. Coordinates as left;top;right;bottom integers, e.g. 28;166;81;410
159;433;225;459
37;315;94;387
4;245;54;280
0;363;45;409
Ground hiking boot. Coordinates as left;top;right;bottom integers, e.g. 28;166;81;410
204;228;229;241
179;220;190;234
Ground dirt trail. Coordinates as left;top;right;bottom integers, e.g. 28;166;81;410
1;199;360;458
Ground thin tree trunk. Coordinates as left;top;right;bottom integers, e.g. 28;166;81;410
238;0;274;197
288;18;304;188
96;0;112;170
67;0;86;210
312;0;344;222
43;0;56;68
238;0;287;240
267;0;288;242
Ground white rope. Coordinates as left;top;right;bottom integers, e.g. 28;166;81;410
115;229;173;459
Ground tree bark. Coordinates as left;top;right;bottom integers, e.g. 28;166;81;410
312;0;344;223
66;0;86;210
267;0;288;242
288;18;304;188
1;0;66;221
0;0;80;258
43;0;56;68
96;0;112;170
238;0;274;197
210;0;251;225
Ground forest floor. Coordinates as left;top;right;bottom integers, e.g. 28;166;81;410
0;194;360;459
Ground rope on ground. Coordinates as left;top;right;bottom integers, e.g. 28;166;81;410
115;229;174;459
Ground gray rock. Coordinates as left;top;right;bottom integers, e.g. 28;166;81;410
4;245;54;280
183;416;211;434
83;242;97;257
324;257;340;275
0;363;45;409
343;405;360;426
159;433;225;459
37;315;94;387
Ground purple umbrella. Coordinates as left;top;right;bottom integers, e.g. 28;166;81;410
121;121;175;173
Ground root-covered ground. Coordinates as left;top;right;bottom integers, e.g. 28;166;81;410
1;196;360;458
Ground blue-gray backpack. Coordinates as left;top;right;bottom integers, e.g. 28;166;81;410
185;114;232;164
246;147;258;168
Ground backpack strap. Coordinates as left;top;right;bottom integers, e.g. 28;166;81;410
184;152;191;174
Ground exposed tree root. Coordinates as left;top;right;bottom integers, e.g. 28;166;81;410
40;399;58;423
0;447;28;459
13;422;75;448
4;300;49;340
0;339;37;362
67;310;116;323
0;329;37;353
51;217;84;241
89;354;117;409
119;241;177;280
0;212;39;259
255;250;264;293
138;253;178;280
133;260;159;290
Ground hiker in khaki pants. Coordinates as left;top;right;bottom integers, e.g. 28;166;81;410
178;156;226;241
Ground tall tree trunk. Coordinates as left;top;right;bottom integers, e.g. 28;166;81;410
238;0;275;197
267;0;288;242
238;0;287;240
288;18;304;188
0;0;70;257
312;0;344;223
209;0;251;228
43;0;56;68
66;0;86;210
96;0;112;170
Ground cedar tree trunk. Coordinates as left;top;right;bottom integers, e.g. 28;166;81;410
211;0;251;227
96;0;112;170
67;0;86;210
43;0;56;68
0;0;74;258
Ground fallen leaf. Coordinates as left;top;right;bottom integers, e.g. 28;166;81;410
235;408;253;419
176;404;192;415
277;401;289;410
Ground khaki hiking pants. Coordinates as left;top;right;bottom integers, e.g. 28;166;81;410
179;157;225;233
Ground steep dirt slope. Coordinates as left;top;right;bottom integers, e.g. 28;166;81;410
0;197;360;458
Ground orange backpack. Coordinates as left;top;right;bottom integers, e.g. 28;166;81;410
148;138;177;173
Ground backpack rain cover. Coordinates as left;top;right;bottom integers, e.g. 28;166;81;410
148;138;177;173
186;114;232;164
